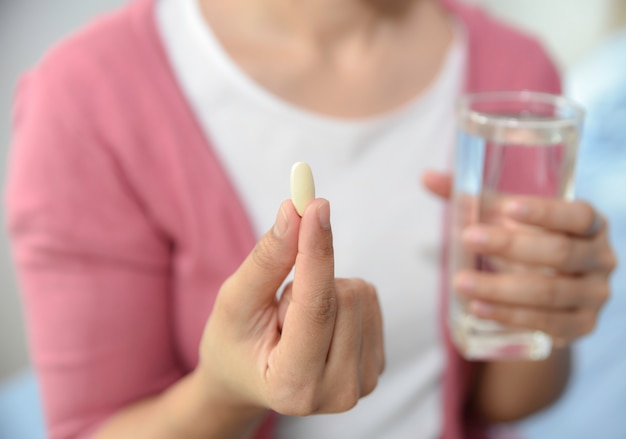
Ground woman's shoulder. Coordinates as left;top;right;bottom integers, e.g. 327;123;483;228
22;0;163;110
444;0;561;93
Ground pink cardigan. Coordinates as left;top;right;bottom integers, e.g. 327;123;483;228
5;0;560;438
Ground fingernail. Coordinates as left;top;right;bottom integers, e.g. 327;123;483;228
273;204;288;237
469;301;493;317
465;228;489;245
317;200;331;230
505;200;530;219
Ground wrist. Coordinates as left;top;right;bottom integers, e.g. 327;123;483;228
194;363;266;413
162;367;267;439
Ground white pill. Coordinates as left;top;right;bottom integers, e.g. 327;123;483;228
290;162;315;216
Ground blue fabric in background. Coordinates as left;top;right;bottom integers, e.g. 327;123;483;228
517;30;626;439
0;371;44;439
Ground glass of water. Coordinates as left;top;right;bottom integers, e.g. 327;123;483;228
449;91;585;361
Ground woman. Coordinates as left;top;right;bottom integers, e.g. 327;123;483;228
5;0;615;438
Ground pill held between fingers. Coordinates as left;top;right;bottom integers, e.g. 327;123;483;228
290;162;315;216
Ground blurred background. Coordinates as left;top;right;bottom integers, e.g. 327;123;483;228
1;0;625;438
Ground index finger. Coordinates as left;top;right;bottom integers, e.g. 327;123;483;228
422;170;452;200
504;197;602;237
273;198;337;379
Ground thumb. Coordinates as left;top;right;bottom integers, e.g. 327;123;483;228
422;170;453;200
222;200;300;317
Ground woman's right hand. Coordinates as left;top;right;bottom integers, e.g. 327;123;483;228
197;198;385;420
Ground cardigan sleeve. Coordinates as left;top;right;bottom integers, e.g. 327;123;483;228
5;66;183;439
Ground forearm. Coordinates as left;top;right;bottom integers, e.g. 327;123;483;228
471;346;571;423
92;368;267;439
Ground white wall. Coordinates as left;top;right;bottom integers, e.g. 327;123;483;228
0;0;623;381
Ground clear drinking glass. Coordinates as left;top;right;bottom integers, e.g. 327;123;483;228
449;91;585;361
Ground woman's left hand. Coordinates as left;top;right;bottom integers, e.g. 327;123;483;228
424;171;617;347
454;197;616;347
